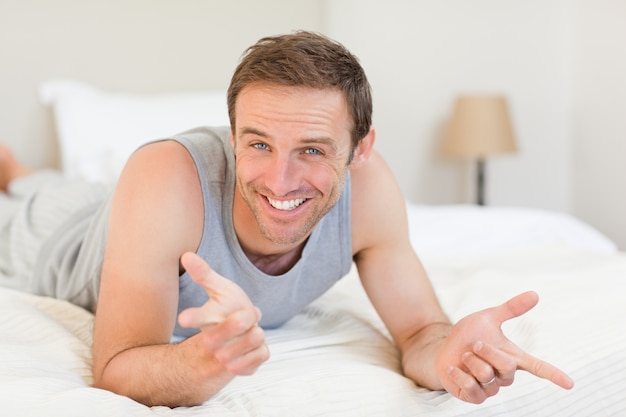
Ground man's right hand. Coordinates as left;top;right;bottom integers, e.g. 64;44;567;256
177;252;270;376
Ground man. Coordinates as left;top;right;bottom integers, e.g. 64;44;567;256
0;31;573;407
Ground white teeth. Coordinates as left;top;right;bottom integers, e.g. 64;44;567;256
267;197;307;211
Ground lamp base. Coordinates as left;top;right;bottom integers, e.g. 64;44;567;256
477;158;485;206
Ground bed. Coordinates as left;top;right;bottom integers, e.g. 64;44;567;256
2;81;625;416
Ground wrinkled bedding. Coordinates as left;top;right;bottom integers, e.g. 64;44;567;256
2;242;625;416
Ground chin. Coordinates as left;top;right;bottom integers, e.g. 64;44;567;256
259;221;313;247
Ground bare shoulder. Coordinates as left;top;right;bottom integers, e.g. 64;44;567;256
105;139;204;279
120;140;201;196
350;150;409;256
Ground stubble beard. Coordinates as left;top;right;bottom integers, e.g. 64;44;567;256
238;179;346;247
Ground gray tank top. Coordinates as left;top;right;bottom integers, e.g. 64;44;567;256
165;127;353;338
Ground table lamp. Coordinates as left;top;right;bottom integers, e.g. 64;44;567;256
443;95;517;205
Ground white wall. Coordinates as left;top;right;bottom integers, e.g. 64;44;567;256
570;0;626;249
324;0;573;210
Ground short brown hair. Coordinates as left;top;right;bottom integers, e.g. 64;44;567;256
227;31;372;151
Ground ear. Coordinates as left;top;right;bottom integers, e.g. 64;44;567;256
349;127;376;168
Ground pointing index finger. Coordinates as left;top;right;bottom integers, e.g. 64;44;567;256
178;252;256;329
181;252;235;298
517;351;575;390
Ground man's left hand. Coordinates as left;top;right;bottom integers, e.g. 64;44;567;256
435;291;574;404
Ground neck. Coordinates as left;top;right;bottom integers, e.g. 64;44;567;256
243;244;305;276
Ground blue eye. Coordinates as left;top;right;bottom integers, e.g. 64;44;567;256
253;143;269;151
304;148;322;155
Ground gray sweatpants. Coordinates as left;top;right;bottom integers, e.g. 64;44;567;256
0;171;108;297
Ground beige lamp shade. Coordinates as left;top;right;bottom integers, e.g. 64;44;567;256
443;95;517;159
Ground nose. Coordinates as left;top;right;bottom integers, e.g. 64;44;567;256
264;153;300;197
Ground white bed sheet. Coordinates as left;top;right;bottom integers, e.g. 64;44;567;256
2;243;625;416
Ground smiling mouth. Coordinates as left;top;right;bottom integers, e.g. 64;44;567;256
266;197;308;211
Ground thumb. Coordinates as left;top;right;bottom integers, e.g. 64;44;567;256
494;291;539;324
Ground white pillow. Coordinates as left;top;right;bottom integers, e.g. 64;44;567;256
407;203;618;257
40;79;230;184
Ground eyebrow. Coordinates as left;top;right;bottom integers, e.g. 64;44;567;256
239;126;268;138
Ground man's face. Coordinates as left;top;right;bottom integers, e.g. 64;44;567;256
231;84;354;248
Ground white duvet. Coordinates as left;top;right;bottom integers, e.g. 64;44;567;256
1;205;625;416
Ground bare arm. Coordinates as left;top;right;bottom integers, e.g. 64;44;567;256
92;141;267;407
350;150;452;390
350;149;573;403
